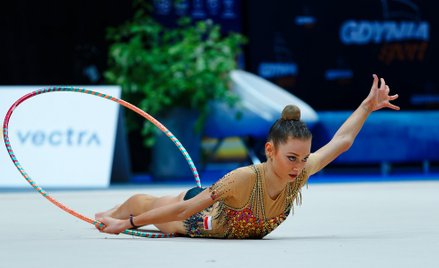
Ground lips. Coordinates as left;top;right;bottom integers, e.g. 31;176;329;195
289;174;298;180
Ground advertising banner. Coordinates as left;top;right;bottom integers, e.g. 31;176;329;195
245;0;438;110
0;86;121;188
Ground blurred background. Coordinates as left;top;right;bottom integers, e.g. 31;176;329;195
1;0;438;188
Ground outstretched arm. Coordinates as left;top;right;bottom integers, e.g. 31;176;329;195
306;74;400;175
96;189;214;234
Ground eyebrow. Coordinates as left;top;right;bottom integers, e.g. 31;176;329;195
287;153;311;158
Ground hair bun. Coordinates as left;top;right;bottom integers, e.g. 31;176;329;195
281;105;301;121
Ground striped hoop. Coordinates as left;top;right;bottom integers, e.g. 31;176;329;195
2;87;202;238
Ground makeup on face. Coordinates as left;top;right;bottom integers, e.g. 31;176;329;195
273;138;311;181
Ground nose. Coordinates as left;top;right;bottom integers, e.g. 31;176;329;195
292;161;305;172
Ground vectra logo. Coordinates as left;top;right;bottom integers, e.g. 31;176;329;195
340;20;429;45
16;128;101;146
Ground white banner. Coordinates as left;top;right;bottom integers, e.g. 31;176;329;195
0;86;121;188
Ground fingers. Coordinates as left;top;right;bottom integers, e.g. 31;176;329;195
94;217;122;235
380;78;386;90
380;77;394;97
95;219;107;232
389;94;399;101
386;102;400;110
372;74;379;89
371;73;400;111
387;93;400;110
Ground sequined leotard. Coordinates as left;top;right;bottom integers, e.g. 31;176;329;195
183;163;309;239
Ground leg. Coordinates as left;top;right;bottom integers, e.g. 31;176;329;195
95;205;120;219
95;191;188;233
95;192;186;220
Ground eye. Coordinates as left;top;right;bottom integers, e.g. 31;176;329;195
287;156;297;162
302;157;309;163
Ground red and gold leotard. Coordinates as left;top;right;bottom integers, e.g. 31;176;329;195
183;163;309;239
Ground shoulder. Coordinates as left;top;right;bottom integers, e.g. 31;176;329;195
217;165;256;184
209;165;256;202
234;165;258;179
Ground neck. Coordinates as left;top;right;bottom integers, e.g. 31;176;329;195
262;162;289;198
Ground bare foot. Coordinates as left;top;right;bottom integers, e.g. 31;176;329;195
95;205;120;219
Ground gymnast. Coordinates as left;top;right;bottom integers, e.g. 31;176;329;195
95;74;400;238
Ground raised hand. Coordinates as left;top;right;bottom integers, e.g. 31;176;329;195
363;74;400;112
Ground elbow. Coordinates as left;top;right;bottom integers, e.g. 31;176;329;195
176;206;191;221
176;212;188;221
339;137;354;153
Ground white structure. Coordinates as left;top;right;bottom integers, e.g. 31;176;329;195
230;70;318;124
204;70;319;164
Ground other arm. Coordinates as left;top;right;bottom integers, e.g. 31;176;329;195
96;189;215;234
306;74;400;175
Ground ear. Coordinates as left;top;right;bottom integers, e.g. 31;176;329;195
265;141;274;158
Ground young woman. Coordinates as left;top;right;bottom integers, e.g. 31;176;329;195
95;74;399;238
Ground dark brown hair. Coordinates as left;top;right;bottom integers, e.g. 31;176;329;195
267;105;312;148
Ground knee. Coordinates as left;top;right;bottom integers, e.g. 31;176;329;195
126;194;141;204
127;194;153;209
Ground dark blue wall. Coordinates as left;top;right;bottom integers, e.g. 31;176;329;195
315;111;439;164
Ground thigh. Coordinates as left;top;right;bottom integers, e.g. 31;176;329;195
150;191;186;209
151;191;187;234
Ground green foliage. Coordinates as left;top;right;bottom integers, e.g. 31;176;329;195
105;5;247;146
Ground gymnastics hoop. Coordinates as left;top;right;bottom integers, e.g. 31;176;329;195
2;87;202;238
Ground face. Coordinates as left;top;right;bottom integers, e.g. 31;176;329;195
266;137;311;182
